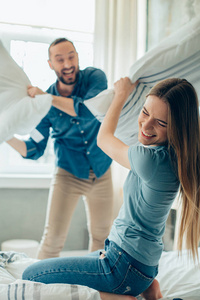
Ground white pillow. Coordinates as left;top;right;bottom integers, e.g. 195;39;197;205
0;253;101;300
85;16;200;146
0;40;52;144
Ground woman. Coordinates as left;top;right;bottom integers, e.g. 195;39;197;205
22;77;200;300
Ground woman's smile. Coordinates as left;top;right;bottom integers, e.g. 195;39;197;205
141;130;155;138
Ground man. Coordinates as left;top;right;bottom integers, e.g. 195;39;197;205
7;38;113;259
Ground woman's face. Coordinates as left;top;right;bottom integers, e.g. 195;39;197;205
138;95;168;146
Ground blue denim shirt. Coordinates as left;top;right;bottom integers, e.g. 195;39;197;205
25;67;112;179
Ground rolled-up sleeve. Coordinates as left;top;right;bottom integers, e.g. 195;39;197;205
24;115;51;160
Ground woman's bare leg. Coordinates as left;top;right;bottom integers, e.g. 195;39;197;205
141;279;163;300
99;279;162;300
99;292;137;300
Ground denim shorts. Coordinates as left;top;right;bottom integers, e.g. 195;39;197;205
23;238;158;296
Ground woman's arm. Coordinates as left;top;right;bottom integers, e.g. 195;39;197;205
27;85;77;116
6;137;27;157
97;77;137;169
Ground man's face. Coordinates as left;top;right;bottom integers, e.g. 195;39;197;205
48;41;79;85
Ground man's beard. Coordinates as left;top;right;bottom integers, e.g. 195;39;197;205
58;69;79;86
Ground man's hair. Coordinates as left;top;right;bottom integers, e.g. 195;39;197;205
48;38;76;58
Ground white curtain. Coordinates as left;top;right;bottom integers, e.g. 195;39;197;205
93;0;140;217
94;0;138;88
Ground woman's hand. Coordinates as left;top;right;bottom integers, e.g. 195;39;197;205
114;77;138;102
27;85;46;98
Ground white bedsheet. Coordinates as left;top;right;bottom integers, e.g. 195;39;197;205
0;250;200;300
157;248;200;300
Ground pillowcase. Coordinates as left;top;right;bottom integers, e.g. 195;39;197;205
85;16;200;146
0;40;52;144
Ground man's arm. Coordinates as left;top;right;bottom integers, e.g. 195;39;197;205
6;137;27;157
27;85;77;116
27;68;107;116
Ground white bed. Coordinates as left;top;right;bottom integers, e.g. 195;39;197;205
0;249;200;300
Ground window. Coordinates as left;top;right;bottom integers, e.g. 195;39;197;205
0;0;95;176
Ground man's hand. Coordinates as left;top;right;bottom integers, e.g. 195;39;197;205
27;85;46;98
6;137;27;157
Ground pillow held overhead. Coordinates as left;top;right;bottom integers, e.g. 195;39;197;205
85;16;200;146
0;40;52;144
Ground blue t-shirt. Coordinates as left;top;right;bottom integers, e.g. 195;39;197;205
108;145;179;266
24;67;112;179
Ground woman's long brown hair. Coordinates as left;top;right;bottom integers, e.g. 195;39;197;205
148;78;200;262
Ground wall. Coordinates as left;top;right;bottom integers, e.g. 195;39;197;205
0;188;89;251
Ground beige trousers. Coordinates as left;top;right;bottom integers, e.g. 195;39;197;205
37;167;113;259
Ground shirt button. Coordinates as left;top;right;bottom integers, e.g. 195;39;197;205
81;130;84;134
76;122;79;125
87;151;90;155
59;113;62;116
84;141;88;144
